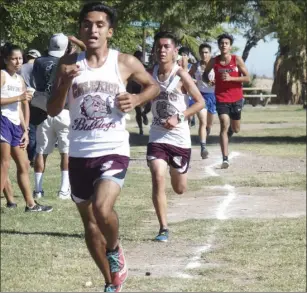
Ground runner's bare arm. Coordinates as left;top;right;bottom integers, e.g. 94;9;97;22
178;69;205;118
0;70;5;87
116;54;160;112
68;36;87;52
18;103;29;149
18;101;27;132
231;55;250;83
22;99;30;128
21;80;30;127
47;53;79;117
202;58;215;83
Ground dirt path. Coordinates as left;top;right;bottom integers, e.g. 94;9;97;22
126;145;306;282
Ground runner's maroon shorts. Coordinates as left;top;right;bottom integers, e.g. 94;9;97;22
69;155;129;203
146;142;191;174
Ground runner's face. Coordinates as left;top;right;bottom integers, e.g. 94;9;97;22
80;11;113;49
5;50;23;73
155;38;177;64
199;48;211;62
219;38;232;54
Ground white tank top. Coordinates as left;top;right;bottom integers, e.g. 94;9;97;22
149;64;191;148
194;62;215;94
1;70;23;125
67;50;129;158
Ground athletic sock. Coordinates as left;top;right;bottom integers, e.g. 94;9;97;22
200;141;206;149
106;246;119;253
60;171;70;192
34;173;43;192
223;156;228;161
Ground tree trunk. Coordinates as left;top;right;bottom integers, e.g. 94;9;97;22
272;45;307;104
242;37;260;62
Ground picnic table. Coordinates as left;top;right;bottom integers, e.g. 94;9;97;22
243;87;277;107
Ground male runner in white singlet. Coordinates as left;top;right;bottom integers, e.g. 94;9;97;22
47;2;159;292
147;31;204;242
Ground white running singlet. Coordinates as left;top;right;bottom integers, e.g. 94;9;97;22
67;50;129;158
149;63;191;148
194;62;215;94
1;70;23;125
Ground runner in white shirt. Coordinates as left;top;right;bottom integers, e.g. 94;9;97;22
47;3;159;292
147;31;204;242
189;43;217;159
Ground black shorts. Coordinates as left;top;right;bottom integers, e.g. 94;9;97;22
216;98;244;120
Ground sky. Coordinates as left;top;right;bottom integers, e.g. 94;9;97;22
232;34;279;78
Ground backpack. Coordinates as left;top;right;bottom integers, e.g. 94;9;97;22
29;63;57;125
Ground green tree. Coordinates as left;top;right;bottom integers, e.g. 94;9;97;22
115;0;247;59
232;0;306;104
0;0;81;52
259;0;307;104
0;0;247;58
233;1;273;62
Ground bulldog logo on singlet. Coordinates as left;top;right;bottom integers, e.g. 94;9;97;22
152;91;178;126
80;95;112;120
72;93;116;131
71;80;120;132
156;101;177;119
152;100;177;126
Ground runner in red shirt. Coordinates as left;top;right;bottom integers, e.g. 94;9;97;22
203;33;250;168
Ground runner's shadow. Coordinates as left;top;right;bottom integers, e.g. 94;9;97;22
0;229;84;239
129;133;150;146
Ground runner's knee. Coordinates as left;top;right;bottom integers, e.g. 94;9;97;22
232;125;240;133
152;174;165;193
173;184;187;194
197;113;207;126
93;201;112;223
16;160;30;173
1;159;10;170
84;220;102;239
152;171;165;197
220;124;229;133
172;181;187;195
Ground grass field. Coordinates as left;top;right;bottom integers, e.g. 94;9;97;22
1;105;306;292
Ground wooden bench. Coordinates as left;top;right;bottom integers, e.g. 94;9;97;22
243;88;277;107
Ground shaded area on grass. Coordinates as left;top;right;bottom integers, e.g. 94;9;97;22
129;132;306;146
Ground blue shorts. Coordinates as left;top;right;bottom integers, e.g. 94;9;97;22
189;92;217;114
0;115;23;147
188;96;194;107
